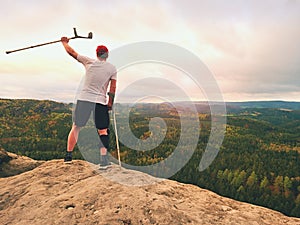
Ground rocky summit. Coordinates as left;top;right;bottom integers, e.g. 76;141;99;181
1;158;300;225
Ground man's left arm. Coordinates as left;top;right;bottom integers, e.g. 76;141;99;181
108;79;117;110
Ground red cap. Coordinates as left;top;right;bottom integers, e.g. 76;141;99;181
96;45;108;54
96;45;108;58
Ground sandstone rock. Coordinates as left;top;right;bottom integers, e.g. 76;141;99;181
0;160;299;225
0;149;43;177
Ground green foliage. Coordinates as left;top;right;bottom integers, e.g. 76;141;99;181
0;99;79;160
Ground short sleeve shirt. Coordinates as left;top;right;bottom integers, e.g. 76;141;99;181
76;55;117;105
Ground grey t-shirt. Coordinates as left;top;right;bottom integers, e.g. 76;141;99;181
76;55;117;104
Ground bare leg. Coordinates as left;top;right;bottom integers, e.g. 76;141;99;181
100;147;107;155
67;124;81;152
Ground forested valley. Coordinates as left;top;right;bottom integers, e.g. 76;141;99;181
0;99;299;217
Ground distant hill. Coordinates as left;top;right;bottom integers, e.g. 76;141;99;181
0;98;77;160
166;100;300;113
226;101;300;110
1;159;300;225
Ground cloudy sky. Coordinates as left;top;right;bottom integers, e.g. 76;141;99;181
1;0;300;103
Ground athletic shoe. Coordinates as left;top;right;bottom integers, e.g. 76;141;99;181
64;151;72;164
99;164;111;170
99;155;111;170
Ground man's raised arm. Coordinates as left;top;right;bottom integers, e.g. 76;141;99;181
61;37;78;59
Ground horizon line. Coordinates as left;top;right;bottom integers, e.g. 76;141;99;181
1;97;300;104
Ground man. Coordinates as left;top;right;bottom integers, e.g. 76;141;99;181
61;37;117;169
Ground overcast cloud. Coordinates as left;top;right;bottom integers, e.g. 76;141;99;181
1;0;299;102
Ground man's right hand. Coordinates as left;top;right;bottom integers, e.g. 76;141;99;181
61;37;69;43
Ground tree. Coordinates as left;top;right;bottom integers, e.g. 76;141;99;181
283;176;292;198
291;194;300;217
231;170;247;188
260;176;270;191
273;176;284;195
246;171;258;188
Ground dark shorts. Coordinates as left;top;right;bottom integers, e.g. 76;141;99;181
73;100;109;129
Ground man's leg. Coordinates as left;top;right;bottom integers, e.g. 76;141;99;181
64;100;93;163
67;124;81;152
64;124;80;163
98;128;110;166
95;103;110;168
